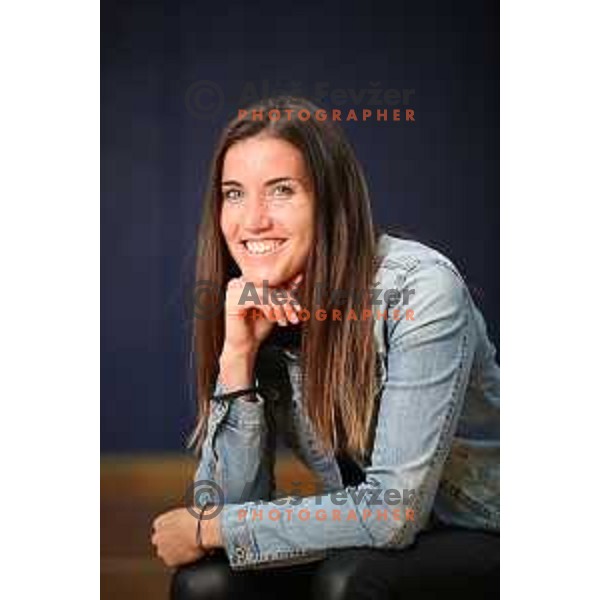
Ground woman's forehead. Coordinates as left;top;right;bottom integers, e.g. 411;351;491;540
222;136;308;182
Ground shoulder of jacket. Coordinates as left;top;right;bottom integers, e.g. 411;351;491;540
375;233;465;289
371;234;472;357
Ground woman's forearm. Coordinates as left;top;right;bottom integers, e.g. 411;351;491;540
218;344;258;391
192;342;273;506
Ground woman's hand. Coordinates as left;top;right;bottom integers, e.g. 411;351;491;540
223;272;303;354
219;274;303;388
151;507;209;568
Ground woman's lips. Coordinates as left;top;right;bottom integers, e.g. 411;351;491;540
240;238;289;257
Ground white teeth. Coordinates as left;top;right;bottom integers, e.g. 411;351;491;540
244;240;284;255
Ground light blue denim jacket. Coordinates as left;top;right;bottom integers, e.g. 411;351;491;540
193;234;500;570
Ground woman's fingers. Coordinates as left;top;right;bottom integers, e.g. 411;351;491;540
282;273;303;324
257;301;283;326
270;302;288;326
283;301;299;324
228;274;305;327
225;276;253;318
287;272;303;289
257;299;303;327
255;302;276;323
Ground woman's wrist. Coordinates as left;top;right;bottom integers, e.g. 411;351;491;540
200;514;224;550
218;344;258;390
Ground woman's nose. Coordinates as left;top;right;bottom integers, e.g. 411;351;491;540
242;196;272;230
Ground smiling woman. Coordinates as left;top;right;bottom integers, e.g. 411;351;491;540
219;134;315;287
151;96;500;600
190;96;381;458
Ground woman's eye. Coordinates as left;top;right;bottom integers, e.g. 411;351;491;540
223;189;242;202
272;184;294;198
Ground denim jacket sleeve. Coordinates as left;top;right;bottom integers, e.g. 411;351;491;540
193;378;275;507
217;260;478;570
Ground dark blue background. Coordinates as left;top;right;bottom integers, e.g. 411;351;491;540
101;0;499;453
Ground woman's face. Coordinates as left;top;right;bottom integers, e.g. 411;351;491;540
220;134;315;287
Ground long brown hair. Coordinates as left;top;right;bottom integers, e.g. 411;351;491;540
188;96;380;462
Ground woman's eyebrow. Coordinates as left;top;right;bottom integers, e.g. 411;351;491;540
263;176;297;186
221;176;301;187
